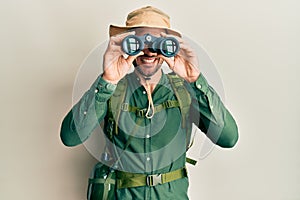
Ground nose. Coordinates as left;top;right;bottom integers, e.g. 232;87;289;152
142;45;157;56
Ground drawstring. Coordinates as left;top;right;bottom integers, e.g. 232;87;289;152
144;79;155;119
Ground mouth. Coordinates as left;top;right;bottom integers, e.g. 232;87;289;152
140;56;157;64
134;55;162;78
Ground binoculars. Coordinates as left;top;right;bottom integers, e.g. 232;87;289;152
121;34;180;57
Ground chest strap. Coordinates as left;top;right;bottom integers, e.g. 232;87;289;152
116;167;187;189
120;100;180;117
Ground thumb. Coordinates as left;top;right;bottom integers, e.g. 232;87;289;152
157;55;174;70
126;51;144;65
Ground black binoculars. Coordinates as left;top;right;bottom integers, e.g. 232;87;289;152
121;34;180;57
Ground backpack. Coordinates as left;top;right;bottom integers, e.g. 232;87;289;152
107;73;197;165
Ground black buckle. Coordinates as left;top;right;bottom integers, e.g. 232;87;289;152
137;108;147;117
165;100;174;108
146;174;162;186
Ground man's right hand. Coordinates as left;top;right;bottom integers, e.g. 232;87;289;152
102;31;144;84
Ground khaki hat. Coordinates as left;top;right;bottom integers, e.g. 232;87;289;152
109;6;181;37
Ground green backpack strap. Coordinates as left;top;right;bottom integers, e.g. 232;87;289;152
108;77;128;136
109;74;190;134
167;74;191;129
167;74;197;166
186;157;197;165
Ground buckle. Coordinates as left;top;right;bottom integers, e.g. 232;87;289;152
146;174;162;186
137;108;147;117
165;100;174;108
121;103;129;111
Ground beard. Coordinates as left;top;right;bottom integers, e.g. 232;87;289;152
133;58;163;78
135;64;161;78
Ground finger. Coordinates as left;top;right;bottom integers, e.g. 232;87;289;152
176;51;197;67
107;40;121;54
160;32;183;43
160;32;180;39
160;32;168;38
157;55;174;70
107;43;123;53
126;51;144;65
116;30;136;37
177;43;197;58
179;43;194;52
110;31;136;45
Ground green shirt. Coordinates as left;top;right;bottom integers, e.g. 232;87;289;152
60;71;238;199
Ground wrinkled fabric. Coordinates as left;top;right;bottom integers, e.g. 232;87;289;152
60;72;238;199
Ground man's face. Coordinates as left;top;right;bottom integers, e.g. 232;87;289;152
133;27;165;78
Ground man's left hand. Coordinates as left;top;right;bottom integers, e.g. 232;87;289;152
158;32;200;83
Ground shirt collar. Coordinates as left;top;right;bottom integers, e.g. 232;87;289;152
128;70;169;87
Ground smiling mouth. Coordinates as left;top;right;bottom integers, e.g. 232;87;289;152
140;56;157;64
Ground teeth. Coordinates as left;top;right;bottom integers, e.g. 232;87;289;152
142;57;155;63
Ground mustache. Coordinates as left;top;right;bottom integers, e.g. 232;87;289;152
138;55;157;58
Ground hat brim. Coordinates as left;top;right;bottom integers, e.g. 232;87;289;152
109;24;181;37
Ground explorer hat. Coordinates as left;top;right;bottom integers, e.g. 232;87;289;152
109;6;181;37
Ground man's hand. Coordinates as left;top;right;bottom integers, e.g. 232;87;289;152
102;31;143;84
158;32;200;83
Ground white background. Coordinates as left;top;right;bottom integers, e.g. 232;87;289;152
0;0;299;199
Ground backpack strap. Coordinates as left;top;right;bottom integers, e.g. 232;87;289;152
108;77;128;136
108;74;191;135
167;74;197;166
119;100;180;117
167;74;191;129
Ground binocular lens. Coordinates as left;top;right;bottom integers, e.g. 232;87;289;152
122;34;179;57
122;36;143;56
161;39;179;57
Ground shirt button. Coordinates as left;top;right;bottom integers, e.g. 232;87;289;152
143;91;146;94
94;88;99;93
146;157;150;161
105;83;116;91
196;83;202;89
83;111;87;115
146;134;150;138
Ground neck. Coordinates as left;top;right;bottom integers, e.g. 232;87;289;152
134;69;162;93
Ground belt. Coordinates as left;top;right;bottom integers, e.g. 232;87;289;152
116;167;187;189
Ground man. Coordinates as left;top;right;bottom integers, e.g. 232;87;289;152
60;6;238;200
